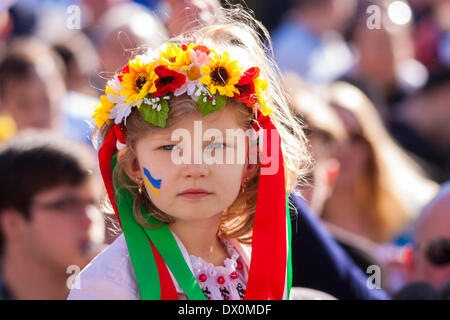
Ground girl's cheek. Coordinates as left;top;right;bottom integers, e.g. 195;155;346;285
218;164;245;187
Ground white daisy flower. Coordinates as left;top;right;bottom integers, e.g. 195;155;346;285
109;102;132;124
107;76;124;94
107;93;141;124
137;48;158;65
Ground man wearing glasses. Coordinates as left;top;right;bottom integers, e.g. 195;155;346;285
404;183;450;291
0;130;104;299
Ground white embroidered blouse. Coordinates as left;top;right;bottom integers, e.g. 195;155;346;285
67;231;251;300
190;239;247;300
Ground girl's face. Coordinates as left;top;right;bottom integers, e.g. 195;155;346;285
132;105;252;223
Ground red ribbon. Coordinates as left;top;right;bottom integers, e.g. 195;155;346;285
150;239;179;299
245;113;287;300
98;125;122;226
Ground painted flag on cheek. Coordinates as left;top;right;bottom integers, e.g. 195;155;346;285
143;168;162;197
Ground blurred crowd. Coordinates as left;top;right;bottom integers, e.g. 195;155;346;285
0;0;449;300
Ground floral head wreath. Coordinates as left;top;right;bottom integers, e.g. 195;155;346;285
93;42;271;129
94;42;291;301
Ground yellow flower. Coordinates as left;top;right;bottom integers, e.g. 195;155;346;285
158;43;190;70
0;114;17;141
92;95;114;127
200;50;242;97
119;57;157;105
254;77;271;115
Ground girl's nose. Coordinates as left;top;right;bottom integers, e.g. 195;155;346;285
182;163;209;178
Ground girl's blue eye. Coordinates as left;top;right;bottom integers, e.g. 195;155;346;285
207;142;226;149
160;145;177;151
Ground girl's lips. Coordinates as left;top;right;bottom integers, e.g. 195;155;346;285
178;189;213;199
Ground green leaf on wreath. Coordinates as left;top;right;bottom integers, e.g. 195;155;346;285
197;92;227;117
139;97;170;128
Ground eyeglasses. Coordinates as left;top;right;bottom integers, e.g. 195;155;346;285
31;197;98;216
417;238;450;266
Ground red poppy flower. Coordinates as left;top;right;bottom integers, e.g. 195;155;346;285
252;111;271;131
153;65;186;97
118;64;130;82
194;45;210;55
234;67;260;106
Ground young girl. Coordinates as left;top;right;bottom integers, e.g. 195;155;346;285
68;8;309;300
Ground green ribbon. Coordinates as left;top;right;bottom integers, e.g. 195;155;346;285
112;154;206;300
113;154;160;299
286;196;292;299
141;216;206;300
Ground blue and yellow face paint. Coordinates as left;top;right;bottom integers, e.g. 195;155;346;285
143;168;162;197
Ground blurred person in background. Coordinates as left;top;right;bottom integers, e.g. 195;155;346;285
0;36;66;132
389;68;450;183
321;82;438;242
343;0;428;120
52;31;99;97
0;2;14;42
3;0;35;37
342;0;450;181
163;0;222;37
285;72;387;288
27;2;154;145
271;0;356;84
50;31;101;144
322;81;437;245
284;72;390;299
260;0;295;33
403;182;450;291
283;73;346;215
317;81;438;292
0;130;105;299
88;2;168;86
15;1;168;93
409;0;450;72
80;0;131;30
